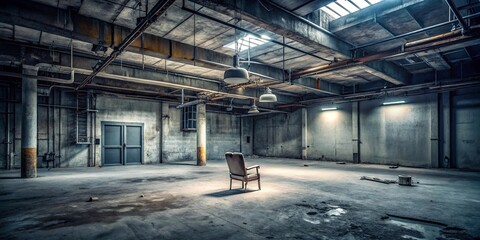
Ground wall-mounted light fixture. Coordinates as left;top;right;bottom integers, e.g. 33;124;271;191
321;107;337;111
383;100;406;105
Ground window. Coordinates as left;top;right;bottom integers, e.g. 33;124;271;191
320;0;384;20
224;34;270;52
182;105;197;131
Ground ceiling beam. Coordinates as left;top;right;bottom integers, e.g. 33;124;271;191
0;1;282;80
0;0;343;96
191;0;413;85
191;0;352;59
77;0;177;89
292;0;336;16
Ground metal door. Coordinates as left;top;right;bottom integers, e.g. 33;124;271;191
125;125;143;164
102;122;143;165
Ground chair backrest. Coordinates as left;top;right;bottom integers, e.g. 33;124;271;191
225;152;247;176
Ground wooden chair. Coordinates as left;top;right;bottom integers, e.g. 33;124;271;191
225;152;261;192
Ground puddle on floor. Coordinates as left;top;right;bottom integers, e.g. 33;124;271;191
385;216;464;240
300;204;347;225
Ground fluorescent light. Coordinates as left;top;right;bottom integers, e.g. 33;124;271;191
383;100;405;105
322;107;337;111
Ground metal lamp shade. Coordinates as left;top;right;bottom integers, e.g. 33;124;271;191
259;87;277;102
224;67;249;84
247;103;259;114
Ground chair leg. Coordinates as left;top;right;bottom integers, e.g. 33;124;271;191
244;182;248;192
242;181;244;189
258;177;261;190
230;178;232;190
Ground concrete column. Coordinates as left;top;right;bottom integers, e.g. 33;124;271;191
161;102;170;163
301;108;308;159
196;103;206;166
21;65;38;178
440;92;451;168
431;94;439;168
352;102;360;163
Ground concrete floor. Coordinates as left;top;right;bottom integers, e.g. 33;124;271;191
1;158;479;240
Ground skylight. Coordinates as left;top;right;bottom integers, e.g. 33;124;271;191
224;34;270;52
321;0;383;20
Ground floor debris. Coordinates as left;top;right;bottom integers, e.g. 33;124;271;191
389;165;399;169
88;197;99;202
360;176;397;184
336;162;346;164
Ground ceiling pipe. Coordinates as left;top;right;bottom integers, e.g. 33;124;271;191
73;68;256;100
1;39;224;85
76;0;176;90
293;26;480;78
352;12;480;50
0;66;256;100
176;100;206;108
444;0;469;33
1;40;75;85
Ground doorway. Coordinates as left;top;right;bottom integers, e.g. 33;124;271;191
102;122;144;165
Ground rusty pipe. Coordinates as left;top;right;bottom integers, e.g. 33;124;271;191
293;27;480;79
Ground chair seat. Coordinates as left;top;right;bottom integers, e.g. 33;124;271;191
231;173;259;181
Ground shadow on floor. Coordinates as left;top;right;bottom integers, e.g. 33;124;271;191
204;189;256;198
165;162;197;166
0;176;23;179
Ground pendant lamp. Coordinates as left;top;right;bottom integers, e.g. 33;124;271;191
248;101;259;114
259;87;277;102
224;55;249;84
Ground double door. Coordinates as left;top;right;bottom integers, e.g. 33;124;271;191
102;122;143;165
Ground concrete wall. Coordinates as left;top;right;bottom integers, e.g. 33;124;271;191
452;89;480;169
1;85;479;169
95;95;162;165
241;117;254;156
307;103;353;161
161;103;196;163
359;94;436;167
253;110;302;158
161;103;243;162
251;91;480;169
206;112;241;160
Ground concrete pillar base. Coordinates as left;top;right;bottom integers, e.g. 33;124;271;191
197;147;206;166
21;148;37;178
